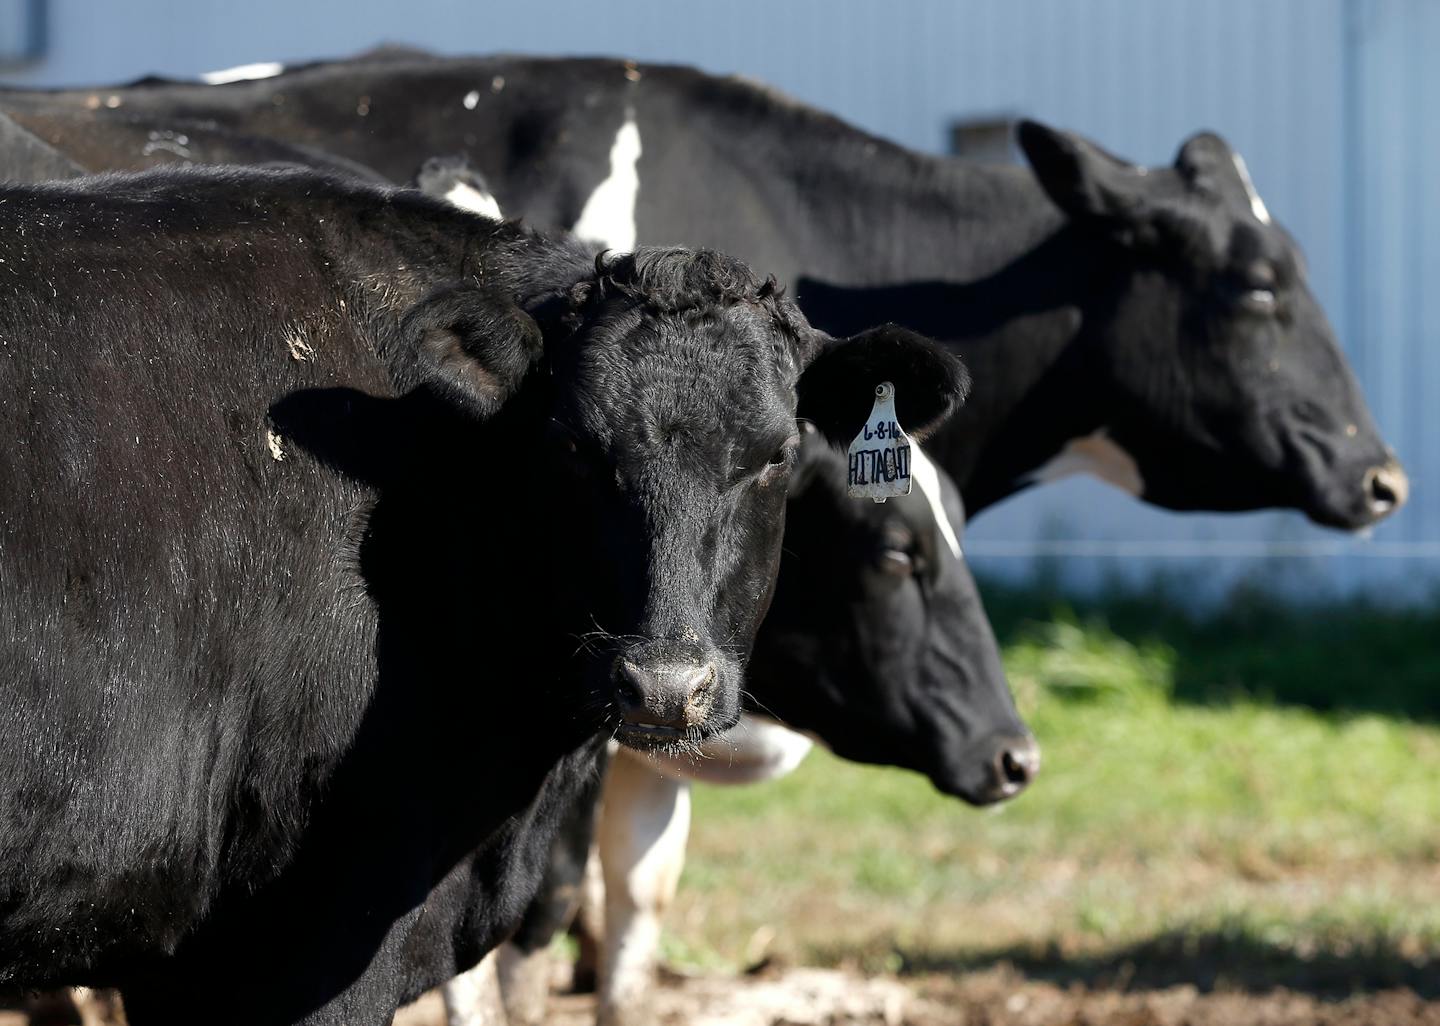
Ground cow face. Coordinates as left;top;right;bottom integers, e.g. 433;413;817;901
747;433;1035;804
1019;120;1407;529
417;248;967;753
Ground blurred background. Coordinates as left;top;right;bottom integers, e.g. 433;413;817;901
3;3;1437;1023
3;0;1438;604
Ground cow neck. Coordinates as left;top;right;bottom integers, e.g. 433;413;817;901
914;225;1127;516
758;145;1123;514
633;87;1128;515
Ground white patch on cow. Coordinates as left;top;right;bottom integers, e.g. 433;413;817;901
283;324;315;361
439;949;504;1026
443;181;502;220
630;715;814;786
598;752;692;1026
909;446;962;559
571;116;642;253
1028;429;1144;497
200;61;285;85
266;430;287;462
462;89;480;110
1230;152;1272;225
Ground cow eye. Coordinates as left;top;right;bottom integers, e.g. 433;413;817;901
876;524;916;577
878;549;914;576
1241;287;1277;315
756;435;801;483
772;435;801;465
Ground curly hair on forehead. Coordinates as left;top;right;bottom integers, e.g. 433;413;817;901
589;247;808;332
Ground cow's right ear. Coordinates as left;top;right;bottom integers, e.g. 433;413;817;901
404;284;543;419
1017;119;1159;241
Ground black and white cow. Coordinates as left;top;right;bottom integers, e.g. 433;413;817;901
0;165;965;1025
2;52;1395;527
4;53;1403;1023
0;98;1041;1024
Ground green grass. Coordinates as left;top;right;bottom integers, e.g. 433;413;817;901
665;585;1440;992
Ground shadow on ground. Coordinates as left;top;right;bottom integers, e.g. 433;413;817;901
896;927;1440;998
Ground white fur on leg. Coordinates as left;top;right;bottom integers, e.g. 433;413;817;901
442;949;508;1026
596;752;692;1026
69;988;123;1026
494;941;551;1026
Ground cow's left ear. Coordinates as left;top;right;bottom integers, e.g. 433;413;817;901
796;325;969;444
403;283;543;419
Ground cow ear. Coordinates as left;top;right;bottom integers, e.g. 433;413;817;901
1018;119;1157;237
1174;131;1271;222
404;283;543;419
412;155;503;219
796;325;969;445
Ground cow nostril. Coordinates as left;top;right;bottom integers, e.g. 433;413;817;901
992;736;1040;798
612;660;647;711
1000;750;1030;786
685;664;718;718
611;657;718;733
1363;462;1410;516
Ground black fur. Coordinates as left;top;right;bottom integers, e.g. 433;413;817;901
0;54;1388;527
0;165;964;1025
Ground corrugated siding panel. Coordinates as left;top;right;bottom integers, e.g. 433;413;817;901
1349;0;1440;554
5;0;1438;599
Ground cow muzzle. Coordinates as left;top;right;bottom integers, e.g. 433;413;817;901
956;732;1040;806
611;642;719;749
1362;460;1409;521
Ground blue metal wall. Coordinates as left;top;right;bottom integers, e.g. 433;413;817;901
3;0;1435;601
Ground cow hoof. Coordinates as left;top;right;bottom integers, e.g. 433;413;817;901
596;998;658;1026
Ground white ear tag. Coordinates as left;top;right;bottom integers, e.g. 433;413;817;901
846;381;912;503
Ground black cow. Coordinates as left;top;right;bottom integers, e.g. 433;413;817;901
0;107;390;183
518;436;1028;1026
0;85;1041;1026
0;166;964;1025
1;52;1396;526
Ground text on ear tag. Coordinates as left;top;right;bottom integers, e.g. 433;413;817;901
847;381;912;503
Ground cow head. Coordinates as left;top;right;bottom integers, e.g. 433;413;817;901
409;247;967;753
749;433;1035;804
1018;120;1406;529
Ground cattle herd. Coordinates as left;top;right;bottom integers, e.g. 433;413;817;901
0;47;1408;1026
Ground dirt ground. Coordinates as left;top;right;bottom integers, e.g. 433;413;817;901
395;962;1440;1026
10;964;1440;1026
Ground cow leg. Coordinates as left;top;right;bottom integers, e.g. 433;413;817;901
20;989;123;1026
494;748;610;1020
70;988;125;1026
569;841;605;992
595;753;691;1026
441;950;507;1026
493;943;548;1026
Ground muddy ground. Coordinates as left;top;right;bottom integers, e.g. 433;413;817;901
397;962;1440;1026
